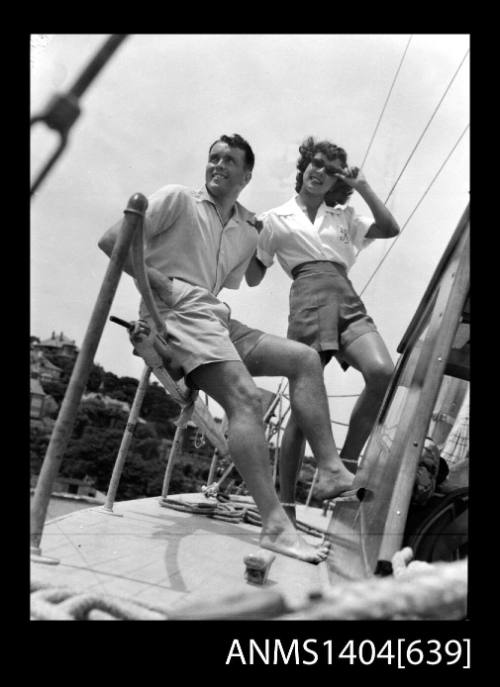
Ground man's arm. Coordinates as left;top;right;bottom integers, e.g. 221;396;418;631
98;222;174;304
98;220;136;276
245;252;268;286
335;167;400;239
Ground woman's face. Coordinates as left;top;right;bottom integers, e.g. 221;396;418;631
302;153;343;196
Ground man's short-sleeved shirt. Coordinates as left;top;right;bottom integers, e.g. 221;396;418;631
256;196;374;277
144;184;258;295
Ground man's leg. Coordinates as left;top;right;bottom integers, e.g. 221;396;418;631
244;335;355;504
188;359;328;563
340;332;394;463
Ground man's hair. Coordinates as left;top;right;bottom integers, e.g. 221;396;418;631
295;136;353;206
209;133;255;171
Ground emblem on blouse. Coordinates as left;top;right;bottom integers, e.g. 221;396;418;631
338;225;351;244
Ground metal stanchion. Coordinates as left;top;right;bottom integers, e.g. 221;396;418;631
30;193;148;562
161;423;186;499
206;449;219;487
305;468;319;508
100;365;152;515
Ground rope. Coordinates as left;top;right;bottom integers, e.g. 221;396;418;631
194;430;206;448
359;123;469;297
286;557;467;620
360;35;413;170
30;580;171;620
159;495;326;537
383;48;470;205
31;553;466;620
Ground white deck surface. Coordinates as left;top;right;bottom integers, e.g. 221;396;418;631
31;494;333;615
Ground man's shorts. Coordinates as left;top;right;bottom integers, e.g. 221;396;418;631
139;278;266;381
288;261;378;368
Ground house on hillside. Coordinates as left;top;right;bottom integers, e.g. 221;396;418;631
35;331;78;360
30;378;46;419
30;347;63;384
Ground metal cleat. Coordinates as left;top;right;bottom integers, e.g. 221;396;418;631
244;549;276;586
201;483;220;499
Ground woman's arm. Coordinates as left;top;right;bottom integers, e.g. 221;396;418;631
245;216;270;286
335;167;400;238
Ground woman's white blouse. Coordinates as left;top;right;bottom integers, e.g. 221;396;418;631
256;196;374;277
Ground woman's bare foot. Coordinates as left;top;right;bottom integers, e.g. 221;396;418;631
314;465;355;501
260;527;329;564
281;504;297;527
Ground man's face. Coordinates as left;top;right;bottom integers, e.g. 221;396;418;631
205;141;252;199
302;153;343;196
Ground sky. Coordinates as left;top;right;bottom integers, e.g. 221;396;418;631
30;34;470;442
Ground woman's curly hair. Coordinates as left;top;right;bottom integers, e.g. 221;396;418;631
295;136;353;206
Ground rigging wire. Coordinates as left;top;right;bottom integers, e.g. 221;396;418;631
357;45;469;297
359;122;469;297
383;48;469;206
286;45;470;407
360;35;413;170
270;39;469;402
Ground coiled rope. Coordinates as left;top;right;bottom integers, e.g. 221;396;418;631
159;495;326;537
286;557;467;620
31;552;466;621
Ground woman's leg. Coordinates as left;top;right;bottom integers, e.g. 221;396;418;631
340;332;394;463
245;335;355;503
278;412;306;525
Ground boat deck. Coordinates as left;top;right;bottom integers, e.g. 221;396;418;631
31;494;333;615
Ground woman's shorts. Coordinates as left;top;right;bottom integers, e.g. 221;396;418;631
139;278;266;380
288;261;378;367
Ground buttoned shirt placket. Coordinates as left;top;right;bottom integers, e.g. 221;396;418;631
212;202;237;295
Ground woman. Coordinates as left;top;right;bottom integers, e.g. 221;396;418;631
246;136;400;517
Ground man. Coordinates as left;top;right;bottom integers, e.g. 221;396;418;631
99;134;354;563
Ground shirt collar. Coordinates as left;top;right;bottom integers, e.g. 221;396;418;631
194;185;219;205
276;195;347;217
194;186;251;225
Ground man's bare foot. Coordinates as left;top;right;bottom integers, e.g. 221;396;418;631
260;527;329;564
314;465;355;501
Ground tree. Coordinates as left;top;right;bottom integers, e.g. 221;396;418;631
30;333;221;500
61;426;124;489
86;363;104;392
30;425;50;475
41;379;67;405
141;382;180;438
43;395;59;419
102;371;120;395
41;351;76;383
112;376;139;405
